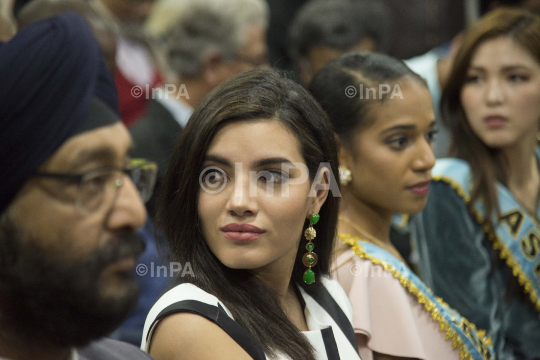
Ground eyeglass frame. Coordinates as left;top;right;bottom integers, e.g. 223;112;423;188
31;158;158;213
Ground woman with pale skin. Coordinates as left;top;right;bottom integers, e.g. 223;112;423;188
140;69;362;360
310;52;494;360
410;8;540;359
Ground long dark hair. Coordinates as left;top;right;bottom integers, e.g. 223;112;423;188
308;51;427;149
157;69;339;359
441;8;540;224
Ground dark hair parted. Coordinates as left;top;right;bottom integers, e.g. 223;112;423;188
441;7;540;225
308;51;427;149
157;69;339;359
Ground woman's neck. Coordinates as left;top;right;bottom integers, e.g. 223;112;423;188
500;141;540;214
501;141;538;186
338;187;393;244
251;249;299;305
336;187;410;264
252;263;309;331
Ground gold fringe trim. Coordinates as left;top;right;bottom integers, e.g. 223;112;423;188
432;175;540;316
338;233;493;360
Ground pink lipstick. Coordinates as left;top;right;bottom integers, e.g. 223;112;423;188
484;116;508;128
407;181;431;196
221;223;265;242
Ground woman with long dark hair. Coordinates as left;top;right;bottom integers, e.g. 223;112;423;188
140;69;361;360
309;51;494;360
410;8;540;359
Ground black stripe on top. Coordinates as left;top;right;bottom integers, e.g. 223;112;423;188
299;283;357;352
321;327;341;360
148;300;266;360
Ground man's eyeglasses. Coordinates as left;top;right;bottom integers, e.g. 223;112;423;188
32;159;158;213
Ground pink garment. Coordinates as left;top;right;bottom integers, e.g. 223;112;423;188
332;249;461;360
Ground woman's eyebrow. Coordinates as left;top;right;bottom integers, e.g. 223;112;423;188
381;124;416;134
204;156;295;168
203;155;232;167
252;157;294;168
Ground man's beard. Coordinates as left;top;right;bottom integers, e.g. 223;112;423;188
0;213;145;348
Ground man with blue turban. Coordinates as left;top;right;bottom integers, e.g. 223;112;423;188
0;12;158;360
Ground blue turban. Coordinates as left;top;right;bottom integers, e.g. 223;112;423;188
0;11;119;214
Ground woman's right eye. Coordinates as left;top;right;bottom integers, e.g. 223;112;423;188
465;75;482;83
203;169;228;184
386;135;410;150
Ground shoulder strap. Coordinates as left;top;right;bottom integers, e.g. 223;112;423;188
299;283;357;351
148;300;266;360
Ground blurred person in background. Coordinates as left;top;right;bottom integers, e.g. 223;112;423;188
91;0;162;127
0;12;157;360
310;51;493;360
411;8;540;359
381;0;465;60
405;0;540;159
133;0;269;219
287;0;391;87
17;0;117;75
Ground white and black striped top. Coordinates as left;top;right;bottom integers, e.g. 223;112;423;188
141;277;362;360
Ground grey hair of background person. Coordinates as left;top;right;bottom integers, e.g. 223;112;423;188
149;0;269;79
288;0;392;67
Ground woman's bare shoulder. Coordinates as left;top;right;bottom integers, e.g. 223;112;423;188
148;312;254;360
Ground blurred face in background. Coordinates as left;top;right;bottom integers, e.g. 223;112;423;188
301;38;376;87
213;24;269;86
460;36;540;149
340;78;436;216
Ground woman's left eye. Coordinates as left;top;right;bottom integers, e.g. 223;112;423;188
509;74;529;82
257;170;289;183
387;136;410;150
426;130;437;143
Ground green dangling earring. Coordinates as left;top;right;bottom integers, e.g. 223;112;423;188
303;213;320;284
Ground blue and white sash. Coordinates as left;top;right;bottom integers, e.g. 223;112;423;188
339;234;495;360
432;158;540;316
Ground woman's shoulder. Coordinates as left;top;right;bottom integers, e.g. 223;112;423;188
146;311;254;360
331;246;462;360
332;244;410;300
141;283;233;351
149;282;229;318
